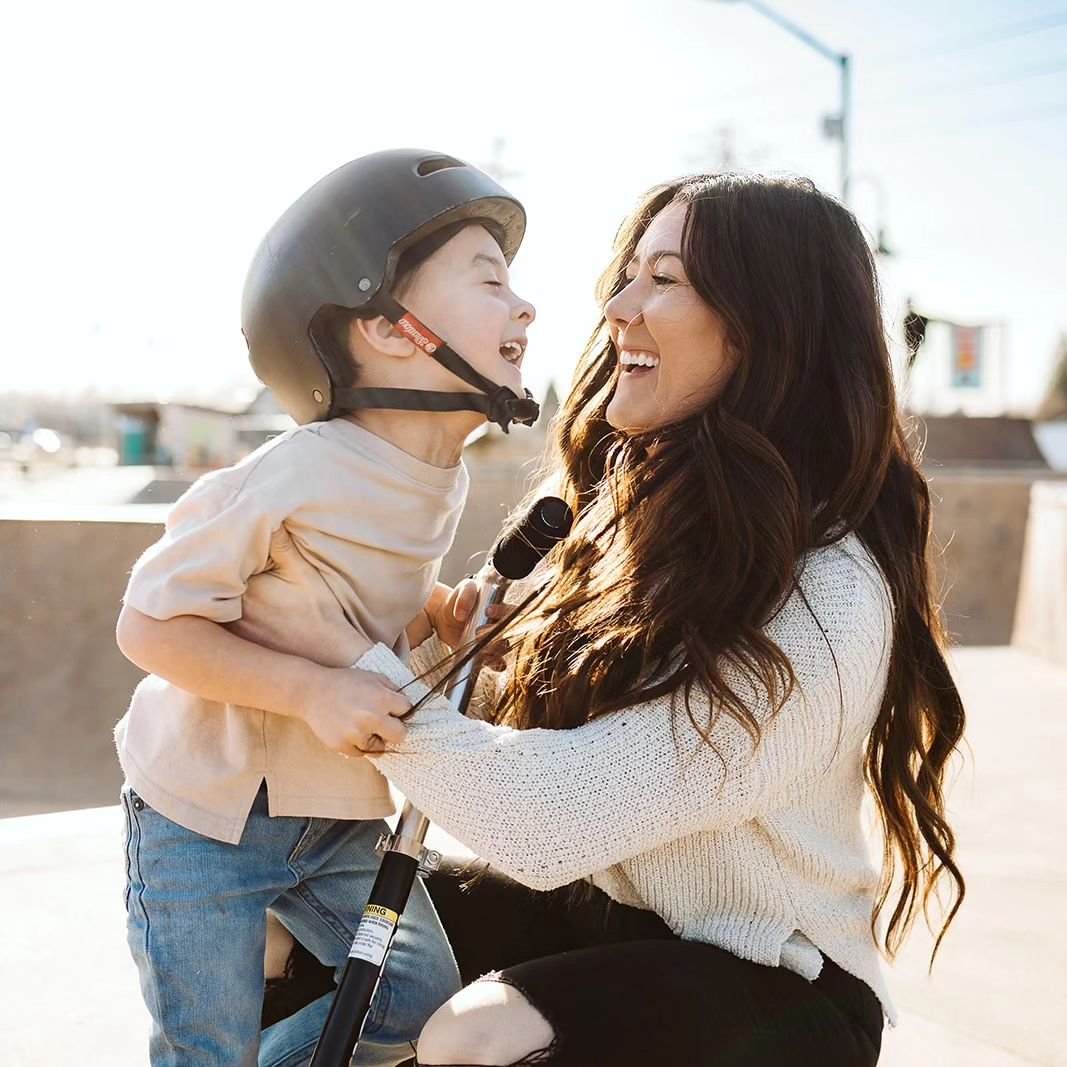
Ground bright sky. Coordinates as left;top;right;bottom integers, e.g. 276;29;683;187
3;0;1065;414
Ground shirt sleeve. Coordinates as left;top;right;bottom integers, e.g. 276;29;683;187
123;475;278;623
360;545;892;890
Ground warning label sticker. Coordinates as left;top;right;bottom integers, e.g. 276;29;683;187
348;904;399;965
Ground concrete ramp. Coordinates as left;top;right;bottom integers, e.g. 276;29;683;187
1013;481;1067;665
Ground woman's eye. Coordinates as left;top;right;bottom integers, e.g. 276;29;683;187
652;275;678;287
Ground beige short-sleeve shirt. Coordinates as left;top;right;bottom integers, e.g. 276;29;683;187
114;418;469;843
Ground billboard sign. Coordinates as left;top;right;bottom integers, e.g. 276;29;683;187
950;325;983;389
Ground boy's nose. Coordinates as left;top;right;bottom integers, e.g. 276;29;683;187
512;294;536;325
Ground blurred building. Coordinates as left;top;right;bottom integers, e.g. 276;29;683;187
112;390;294;469
104;386;558;525
917;414;1050;470
113;401;234;467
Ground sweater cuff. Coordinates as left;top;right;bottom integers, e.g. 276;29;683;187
356;643;433;703
409;632;457;688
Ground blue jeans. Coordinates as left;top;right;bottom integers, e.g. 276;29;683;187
122;783;460;1067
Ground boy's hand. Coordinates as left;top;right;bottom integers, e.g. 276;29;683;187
432;582;515;670
431;579;479;649
300;667;411;756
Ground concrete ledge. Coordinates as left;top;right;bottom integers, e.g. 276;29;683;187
924;469;1067;645
0;517;162;817
0;503;169;523
1013;481;1067;665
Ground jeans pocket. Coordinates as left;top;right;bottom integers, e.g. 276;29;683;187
120;787;151;916
120;788;135;914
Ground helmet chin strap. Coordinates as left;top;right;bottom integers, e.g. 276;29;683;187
331;295;539;434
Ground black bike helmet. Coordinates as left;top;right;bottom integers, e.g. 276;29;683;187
242;148;539;430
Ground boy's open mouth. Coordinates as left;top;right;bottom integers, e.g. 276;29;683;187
500;340;525;365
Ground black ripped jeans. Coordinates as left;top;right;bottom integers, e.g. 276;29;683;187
418;857;883;1067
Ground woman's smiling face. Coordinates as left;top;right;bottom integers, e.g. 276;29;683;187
604;200;736;434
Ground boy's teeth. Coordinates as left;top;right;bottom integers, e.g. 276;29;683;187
500;341;522;363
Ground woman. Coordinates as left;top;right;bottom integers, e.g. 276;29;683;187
245;172;965;1066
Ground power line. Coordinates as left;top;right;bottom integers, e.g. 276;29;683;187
959;99;1067;128
858;56;1067;111
685;50;1067;135
968;55;1067;89
702;94;1067;161
854;99;1067;140
682;10;1067;150
683;37;1067;129
926;10;1067;53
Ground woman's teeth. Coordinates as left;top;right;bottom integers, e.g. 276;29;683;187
620;350;660;370
500;341;523;364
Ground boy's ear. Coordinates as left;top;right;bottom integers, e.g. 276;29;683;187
352;315;417;359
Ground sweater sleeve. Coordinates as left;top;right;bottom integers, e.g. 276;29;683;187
407;633;455;687
364;541;892;890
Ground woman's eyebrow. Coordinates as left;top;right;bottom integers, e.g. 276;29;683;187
623;249;682;273
649;250;683;266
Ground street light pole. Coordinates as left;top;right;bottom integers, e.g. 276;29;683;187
839;53;851;203
709;0;851;203
849;171;892;255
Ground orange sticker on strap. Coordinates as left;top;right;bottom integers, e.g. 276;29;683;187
395;314;443;355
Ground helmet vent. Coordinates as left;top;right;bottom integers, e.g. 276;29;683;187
415;155;463;177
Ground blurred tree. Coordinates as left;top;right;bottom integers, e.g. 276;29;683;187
1036;333;1067;422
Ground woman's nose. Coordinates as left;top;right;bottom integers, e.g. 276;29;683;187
604;284;638;330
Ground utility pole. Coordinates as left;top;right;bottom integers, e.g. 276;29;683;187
706;0;851;202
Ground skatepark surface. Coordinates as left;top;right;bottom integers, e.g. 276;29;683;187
1;646;1064;1066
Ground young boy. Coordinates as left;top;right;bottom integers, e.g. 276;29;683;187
114;148;537;1067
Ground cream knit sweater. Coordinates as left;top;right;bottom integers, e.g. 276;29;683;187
360;531;897;1021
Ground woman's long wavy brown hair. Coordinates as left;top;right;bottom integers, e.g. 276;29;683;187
447;174;964;960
